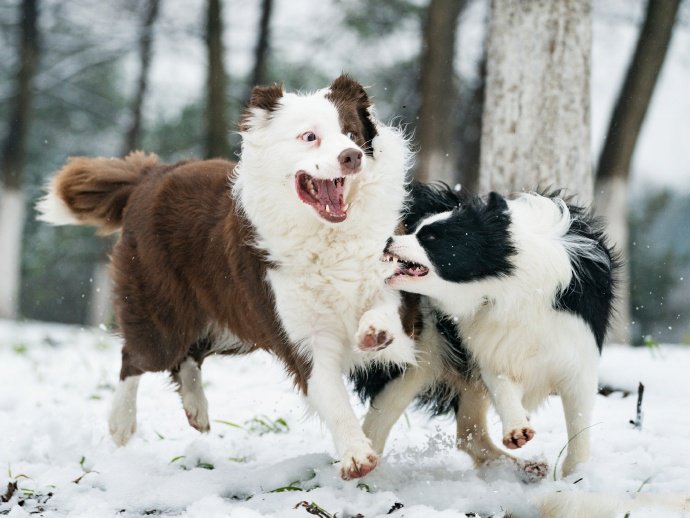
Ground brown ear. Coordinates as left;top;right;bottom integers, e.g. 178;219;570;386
248;83;284;111
329;74;370;108
240;83;284;131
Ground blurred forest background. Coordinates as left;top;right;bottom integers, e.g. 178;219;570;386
0;0;689;345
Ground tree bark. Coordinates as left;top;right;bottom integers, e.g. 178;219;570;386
0;0;39;319
416;0;464;184
595;0;680;344
480;0;592;204
122;0;161;155
88;0;161;328
205;0;230;159
250;0;273;89
457;51;487;193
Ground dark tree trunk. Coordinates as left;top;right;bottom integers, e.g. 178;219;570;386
205;0;230;159
596;0;680;182
122;0;161;155
90;0;161;328
250;0;273;89
457;51;486;193
594;0;681;344
416;0;464;184
0;0;39;319
1;0;39;191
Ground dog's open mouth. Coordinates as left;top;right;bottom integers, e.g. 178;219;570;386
382;251;429;277
296;171;350;223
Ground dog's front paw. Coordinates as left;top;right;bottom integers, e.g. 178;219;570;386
339;446;379;480
503;427;535;449
357;310;396;352
358;325;394;351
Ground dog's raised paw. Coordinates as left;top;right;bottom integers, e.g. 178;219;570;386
503;427;535;449
339;448;379;480
358;326;394;351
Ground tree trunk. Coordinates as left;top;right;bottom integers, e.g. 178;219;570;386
205;0;230;159
480;0;592;204
457;51;487;193
416;0;464;184
250;0;273;89
0;0;39;319
89;0;162;328
122;0;161;155
595;0;680;344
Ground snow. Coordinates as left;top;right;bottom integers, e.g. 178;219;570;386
1;320;689;517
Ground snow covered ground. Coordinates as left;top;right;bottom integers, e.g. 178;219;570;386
1;320;689;517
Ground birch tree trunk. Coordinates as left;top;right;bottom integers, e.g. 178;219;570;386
480;0;592;204
595;0;680;344
0;0;39;319
416;0;464;184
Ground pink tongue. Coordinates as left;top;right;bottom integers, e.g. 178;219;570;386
315;179;344;211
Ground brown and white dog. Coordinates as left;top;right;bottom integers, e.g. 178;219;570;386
37;75;418;480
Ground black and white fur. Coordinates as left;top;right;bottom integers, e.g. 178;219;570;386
358;182;617;477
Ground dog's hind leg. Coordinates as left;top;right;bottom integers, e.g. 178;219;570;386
109;353;142;446
362;365;434;453
456;381;548;480
455;380;509;464
172;356;210;433
559;370;598;477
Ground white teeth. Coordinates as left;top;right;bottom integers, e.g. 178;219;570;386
343;203;350;211
325;204;330;213
307;179;316;196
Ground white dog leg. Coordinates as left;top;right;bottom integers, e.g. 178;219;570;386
362;365;433;453
175;357;210;433
308;339;379;480
109;375;141;446
559;372;597;477
481;369;534;450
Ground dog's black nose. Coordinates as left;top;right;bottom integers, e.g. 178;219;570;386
338;148;362;174
384;237;393;253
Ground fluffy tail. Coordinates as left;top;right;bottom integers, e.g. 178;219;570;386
36;151;158;234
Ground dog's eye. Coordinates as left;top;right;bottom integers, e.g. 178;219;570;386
301;132;317;142
346;132;355;141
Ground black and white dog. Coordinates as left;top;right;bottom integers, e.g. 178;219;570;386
356;182;617;477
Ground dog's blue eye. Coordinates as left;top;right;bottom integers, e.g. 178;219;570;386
301;132;317;142
346;132;355;140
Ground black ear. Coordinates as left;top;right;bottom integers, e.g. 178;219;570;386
329;74;371;108
486;192;508;212
240;83;284;131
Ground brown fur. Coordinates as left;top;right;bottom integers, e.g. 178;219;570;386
53;151;159;234
58;156;312;392
239;83;285;132
325;75;378;155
